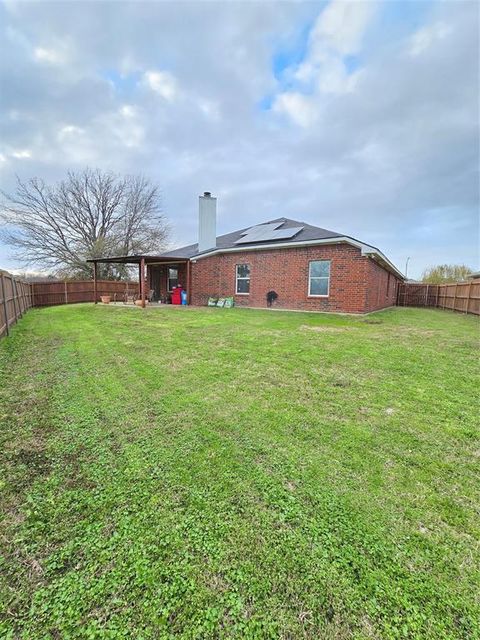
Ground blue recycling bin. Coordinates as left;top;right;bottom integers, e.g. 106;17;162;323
181;290;187;305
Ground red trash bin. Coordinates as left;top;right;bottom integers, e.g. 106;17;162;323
171;285;183;305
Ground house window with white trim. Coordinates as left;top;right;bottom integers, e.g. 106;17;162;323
308;260;330;296
167;267;179;291
235;264;250;294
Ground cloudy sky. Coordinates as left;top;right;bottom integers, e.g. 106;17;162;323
0;0;478;278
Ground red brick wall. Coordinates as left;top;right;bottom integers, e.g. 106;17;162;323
190;244;356;313
190;244;401;314
364;259;401;312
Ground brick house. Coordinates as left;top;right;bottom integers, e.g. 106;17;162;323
145;192;403;314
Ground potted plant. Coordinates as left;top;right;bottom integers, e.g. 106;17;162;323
100;295;111;304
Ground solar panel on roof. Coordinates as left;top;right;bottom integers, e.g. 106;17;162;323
244;222;283;234
234;223;281;244
234;225;304;244
265;227;304;240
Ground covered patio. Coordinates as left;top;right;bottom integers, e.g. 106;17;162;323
87;255;191;308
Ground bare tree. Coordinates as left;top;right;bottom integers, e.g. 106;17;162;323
0;168;169;278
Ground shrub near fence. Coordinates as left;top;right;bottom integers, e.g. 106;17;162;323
397;279;480;315
0;270;33;338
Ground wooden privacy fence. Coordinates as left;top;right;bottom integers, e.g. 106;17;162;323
397;279;480;315
0;272;139;339
32;279;138;307
0;270;34;338
2;270;478;340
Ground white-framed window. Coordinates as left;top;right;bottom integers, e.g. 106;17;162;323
167;267;179;292
235;264;250;294
308;260;330;297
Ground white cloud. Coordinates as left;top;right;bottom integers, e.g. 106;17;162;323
294;0;377;86
58;125;84;139
51;106;145;165
143;70;178;101
273;92;318;127
198;98;220;120
119;104;136;118
315;55;362;94
34;46;64;65
309;0;377;57
408;22;452;57
11;149;32;159
112;105;144;148
274;0;377;125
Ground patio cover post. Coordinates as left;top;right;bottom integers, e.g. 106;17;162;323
93;261;98;304
140;257;146;308
186;260;191;304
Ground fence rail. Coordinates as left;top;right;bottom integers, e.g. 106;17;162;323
32;279;138;307
397;279;480;315
0;272;139;339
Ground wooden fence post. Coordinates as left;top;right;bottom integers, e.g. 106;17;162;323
93;262;98;304
139;258;146;308
20;281;26;314
0;272;9;337
18;279;24;315
11;276;20;323
16;279;23;317
453;283;458;312
64;281;68;305
466;281;472;314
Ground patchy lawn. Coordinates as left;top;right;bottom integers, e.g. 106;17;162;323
0;304;478;639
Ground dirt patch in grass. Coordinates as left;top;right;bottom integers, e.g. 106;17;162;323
300;325;352;333
8;448;51;477
389;326;439;337
330;377;351;388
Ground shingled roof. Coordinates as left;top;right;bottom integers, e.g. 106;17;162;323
163;217;343;259
159;216;404;279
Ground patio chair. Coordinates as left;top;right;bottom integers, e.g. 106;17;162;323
123;288;137;304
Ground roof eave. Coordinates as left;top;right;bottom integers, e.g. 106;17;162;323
86;255;190;264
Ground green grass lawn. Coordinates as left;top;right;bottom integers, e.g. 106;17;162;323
0;304;478;639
